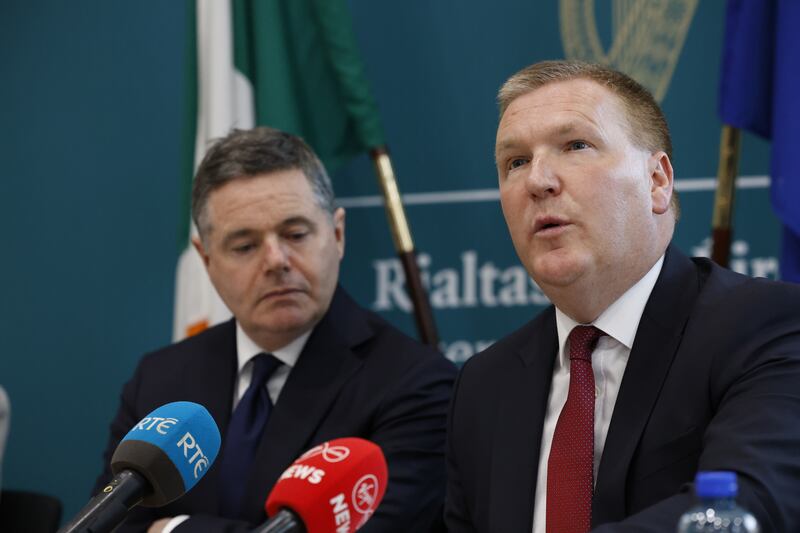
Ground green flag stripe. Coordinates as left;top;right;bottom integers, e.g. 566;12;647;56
312;0;384;149
232;0;384;172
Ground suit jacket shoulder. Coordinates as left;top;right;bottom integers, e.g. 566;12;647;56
125;319;238;431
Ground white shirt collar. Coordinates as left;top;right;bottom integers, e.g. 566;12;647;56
235;323;311;373
554;255;665;368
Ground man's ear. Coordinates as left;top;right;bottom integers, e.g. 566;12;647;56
333;207;346;259
192;236;211;267
650;151;674;215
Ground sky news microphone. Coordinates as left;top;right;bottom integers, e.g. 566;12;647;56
58;401;221;533
252;437;388;533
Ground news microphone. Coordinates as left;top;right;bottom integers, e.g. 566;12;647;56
58;401;221;533
252;437;388;533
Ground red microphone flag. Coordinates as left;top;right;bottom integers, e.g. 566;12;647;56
265;437;388;533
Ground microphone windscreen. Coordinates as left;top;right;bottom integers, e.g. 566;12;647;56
266;437;388;533
0;385;8;489
110;401;220;507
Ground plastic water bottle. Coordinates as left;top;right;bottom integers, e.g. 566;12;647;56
677;471;759;532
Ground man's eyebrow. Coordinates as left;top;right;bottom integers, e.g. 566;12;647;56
495;139;528;164
495;121;595;153
495;139;522;153
221;228;258;246
554;122;583;136
279;216;316;229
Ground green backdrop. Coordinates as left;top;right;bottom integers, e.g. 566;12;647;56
0;0;777;522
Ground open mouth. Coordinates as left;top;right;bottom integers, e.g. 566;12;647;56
534;216;570;234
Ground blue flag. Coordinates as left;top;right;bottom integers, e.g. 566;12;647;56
719;0;800;281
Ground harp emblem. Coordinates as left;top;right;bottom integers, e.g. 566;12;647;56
559;0;698;102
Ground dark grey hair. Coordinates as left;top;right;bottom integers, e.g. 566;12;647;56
192;127;335;239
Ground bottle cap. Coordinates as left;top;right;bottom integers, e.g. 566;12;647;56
695;471;738;498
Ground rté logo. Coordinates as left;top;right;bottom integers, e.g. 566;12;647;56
134;416;178;435
177;432;210;479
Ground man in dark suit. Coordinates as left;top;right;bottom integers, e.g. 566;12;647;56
445;60;800;532
95;127;456;532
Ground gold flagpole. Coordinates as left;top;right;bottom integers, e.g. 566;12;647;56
711;125;741;267
370;146;439;347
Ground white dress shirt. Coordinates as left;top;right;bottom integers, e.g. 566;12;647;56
163;324;310;533
233;323;309;407
532;256;664;533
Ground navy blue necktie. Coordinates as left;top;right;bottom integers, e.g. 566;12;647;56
219;353;283;518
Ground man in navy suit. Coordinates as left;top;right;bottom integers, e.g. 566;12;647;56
445;60;800;532
95;127;456;532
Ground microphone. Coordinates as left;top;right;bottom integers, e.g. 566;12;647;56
0;385;9;494
58;401;221;533
252;437;388;533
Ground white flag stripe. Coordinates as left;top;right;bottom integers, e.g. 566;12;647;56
173;0;257;341
194;0;255;163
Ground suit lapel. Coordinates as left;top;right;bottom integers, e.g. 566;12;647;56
177;319;238;515
489;308;558;532
592;246;700;525
197;320;238;437
240;288;371;522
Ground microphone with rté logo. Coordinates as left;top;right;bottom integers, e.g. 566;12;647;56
252;437;388;533
57;401;221;533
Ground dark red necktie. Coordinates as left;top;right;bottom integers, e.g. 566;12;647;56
546;325;604;533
